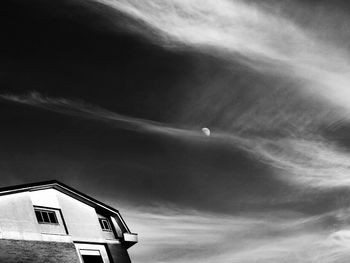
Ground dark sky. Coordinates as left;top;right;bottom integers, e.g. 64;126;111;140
2;0;350;262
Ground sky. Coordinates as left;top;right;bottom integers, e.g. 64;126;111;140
2;0;350;262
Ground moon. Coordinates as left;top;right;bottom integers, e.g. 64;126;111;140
201;127;211;136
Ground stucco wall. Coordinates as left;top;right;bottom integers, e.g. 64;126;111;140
30;189;60;208
97;213;118;240
29;189;122;242
0;189;124;244
55;191;107;242
0;239;80;263
0;192;42;241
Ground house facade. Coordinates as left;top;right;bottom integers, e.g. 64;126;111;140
0;180;137;263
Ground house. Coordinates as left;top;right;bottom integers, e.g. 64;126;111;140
0;180;137;263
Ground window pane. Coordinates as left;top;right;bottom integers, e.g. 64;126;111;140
82;255;104;263
103;220;111;230
48;212;58;223
99;219;109;230
99;219;104;229
42;211;50;223
35;210;43;223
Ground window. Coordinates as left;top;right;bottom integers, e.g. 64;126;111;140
76;244;111;263
35;209;58;224
99;218;112;231
81;254;104;263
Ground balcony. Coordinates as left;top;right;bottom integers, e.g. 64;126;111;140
123;233;138;248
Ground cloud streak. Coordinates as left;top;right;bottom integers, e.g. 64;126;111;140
3;91;350;190
89;0;350;118
0;92;199;138
120;205;350;263
73;0;350;189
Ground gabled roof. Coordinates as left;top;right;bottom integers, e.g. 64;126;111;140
0;180;131;233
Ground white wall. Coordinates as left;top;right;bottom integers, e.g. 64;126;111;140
97;213;118;241
0;189;121;243
55;190;106;242
31;189;60;208
31;189;67;236
0;192;41;240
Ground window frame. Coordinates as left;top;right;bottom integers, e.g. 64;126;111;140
34;208;59;225
99;218;112;232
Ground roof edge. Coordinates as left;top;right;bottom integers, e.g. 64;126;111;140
0;180;120;215
0;180;132;234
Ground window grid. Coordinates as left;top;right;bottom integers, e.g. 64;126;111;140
99;218;112;231
35;209;58;224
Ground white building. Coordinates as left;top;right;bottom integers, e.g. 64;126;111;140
0;180;137;263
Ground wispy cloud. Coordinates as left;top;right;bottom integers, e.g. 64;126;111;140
249;137;350;188
72;0;350;189
5;1;350;261
0;92;199;138
119;205;350;263
90;0;350;117
3;91;350;190
93;0;313;60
